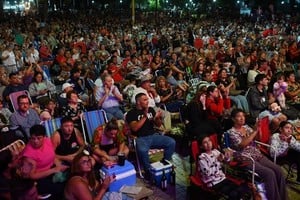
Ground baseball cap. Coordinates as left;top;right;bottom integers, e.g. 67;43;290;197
62;83;74;91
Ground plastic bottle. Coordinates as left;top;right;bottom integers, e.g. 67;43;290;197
161;169;167;191
170;165;176;186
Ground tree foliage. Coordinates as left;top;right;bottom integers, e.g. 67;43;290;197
148;0;161;10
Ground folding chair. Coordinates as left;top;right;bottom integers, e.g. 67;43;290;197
222;131;257;186
132;137;164;178
255;116;296;180
190;134;254;199
255;116;276;161
9;90;33;112
80;109;108;144
0;139;25;153
124;112;165;178
43;117;62;137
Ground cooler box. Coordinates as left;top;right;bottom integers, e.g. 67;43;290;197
99;160;136;192
150;160;172;186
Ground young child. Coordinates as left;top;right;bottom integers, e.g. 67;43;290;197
270;121;300;183
198;135;251;200
273;73;288;109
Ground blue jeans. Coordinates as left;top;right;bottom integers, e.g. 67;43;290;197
166;100;185;113
103;106;124;120
230;95;249;113
136;134;176;171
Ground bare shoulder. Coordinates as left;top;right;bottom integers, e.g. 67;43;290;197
64;176;87;200
65;176;88;192
67;176;86;184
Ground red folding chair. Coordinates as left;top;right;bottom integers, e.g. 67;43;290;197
256;116;276;162
190;133;254;198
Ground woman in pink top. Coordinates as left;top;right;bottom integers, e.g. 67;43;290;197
22;124;68;199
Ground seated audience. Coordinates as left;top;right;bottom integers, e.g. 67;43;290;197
126;93;175;180
10;95;41;139
272;72;288;109
93;118;129;164
270;121;300;183
64;150;132;200
28;72;55;105
185;86;216;139
0;98;12;126
21;125;68;199
95;74;124;120
67;67;89;104
155;76;185;113
247;74;272;119
132;75;172;131
51;117;85;165
258;102;287;132
228;108;287;200
285;71;300;110
62;91;87;129
206;85;231;134
198;135;251;200
57;82;75;108
39;98;58;121
216;69;249;113
2;72;27;110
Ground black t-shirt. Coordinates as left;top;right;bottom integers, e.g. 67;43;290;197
126;107;156;137
55;129;80;156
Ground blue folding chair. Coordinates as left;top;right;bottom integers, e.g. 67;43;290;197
43;118;62;137
80;109;108;144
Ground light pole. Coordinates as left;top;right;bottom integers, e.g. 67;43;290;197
131;0;135;26
120;0;122;23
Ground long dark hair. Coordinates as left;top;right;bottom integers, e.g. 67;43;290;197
105;118;119;132
191;86;207;110
70;151;96;188
32;72;44;83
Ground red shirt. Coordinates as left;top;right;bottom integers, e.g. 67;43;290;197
107;65;124;83
206;97;231;120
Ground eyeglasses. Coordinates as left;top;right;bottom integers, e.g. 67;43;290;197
80;158;92;165
19;102;29;105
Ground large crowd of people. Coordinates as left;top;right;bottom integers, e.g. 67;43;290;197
0;8;299;199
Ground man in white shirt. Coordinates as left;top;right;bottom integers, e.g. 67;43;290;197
1;44;17;74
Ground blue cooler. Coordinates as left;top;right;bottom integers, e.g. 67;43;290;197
150;160;172;186
99;160;136;192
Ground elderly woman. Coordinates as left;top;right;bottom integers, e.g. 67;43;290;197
21;124;68;199
95;74;124;120
62;90;86;128
228;108;287;200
